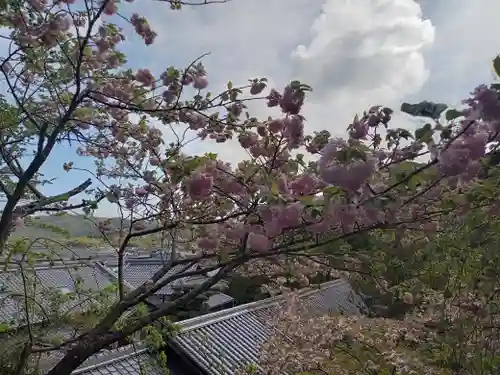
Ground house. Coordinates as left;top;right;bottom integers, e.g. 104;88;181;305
202;292;235;312
1;264;365;375
167;278;368;375
0;252;367;375
0;260;117;329
65;277;365;375
37;343;187;375
0;260;122;373
0;257;197;374
72;344;167;375
101;254;235;316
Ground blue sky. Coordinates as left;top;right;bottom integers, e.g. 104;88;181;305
1;0;499;217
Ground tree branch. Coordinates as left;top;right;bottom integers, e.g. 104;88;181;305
16;178;93;216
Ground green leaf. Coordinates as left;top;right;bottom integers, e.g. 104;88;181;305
494;55;500;77
415;123;433;142
227;81;233;90
440;127;452;139
298;195;315;205
270;181;279;195
445;109;464;121
398;128;413;140
322;186;343;197
407;173;424;191
0;323;10;333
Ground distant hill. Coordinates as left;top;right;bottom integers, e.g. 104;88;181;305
13;215;119;238
10;214;158;248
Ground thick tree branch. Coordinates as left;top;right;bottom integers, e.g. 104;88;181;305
36;196;104;213
45;258;242;375
0;0;103;252
15;178;93;216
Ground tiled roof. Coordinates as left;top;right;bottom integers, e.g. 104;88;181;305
72;344;166;375
120;257;206;296
30;344;174;375
170;279;367;375
13;337;189;375
0;261;116;326
203;293;234;310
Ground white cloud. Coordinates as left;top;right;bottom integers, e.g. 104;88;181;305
4;0;500;217
136;0;434;162
416;0;500;104
289;0;435;137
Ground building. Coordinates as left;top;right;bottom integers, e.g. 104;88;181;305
64;277;366;375
36;343;170;375
0;260;120;373
0;260;117;329
73;344;166;375
168;278;367;375
0;254;367;375
102;255;235;316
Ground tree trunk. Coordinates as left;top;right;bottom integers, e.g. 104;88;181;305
0;211;13;252
45;336;109;375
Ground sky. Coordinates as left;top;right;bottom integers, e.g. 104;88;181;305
1;0;499;217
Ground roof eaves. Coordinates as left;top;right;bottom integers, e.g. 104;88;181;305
95;262;136;291
176;279;349;332
168;279;365;375
72;344;149;374
0;261;120;329
1;260;96;272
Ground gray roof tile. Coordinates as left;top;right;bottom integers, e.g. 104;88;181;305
203;293;234;310
171;279;367;375
31;344;169;375
72;345;166;375
0;262;116;326
122;259;203;296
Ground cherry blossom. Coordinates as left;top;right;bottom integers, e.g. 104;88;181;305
2;0;500;373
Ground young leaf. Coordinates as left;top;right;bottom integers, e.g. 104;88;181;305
494;55;500;77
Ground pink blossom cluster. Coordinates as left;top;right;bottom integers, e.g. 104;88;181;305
318;139;377;191
5;0;500;373
348;106;392;140
130;13;157;45
83;69;500;255
2;0;500;309
435;85;499;181
243;298;441;375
